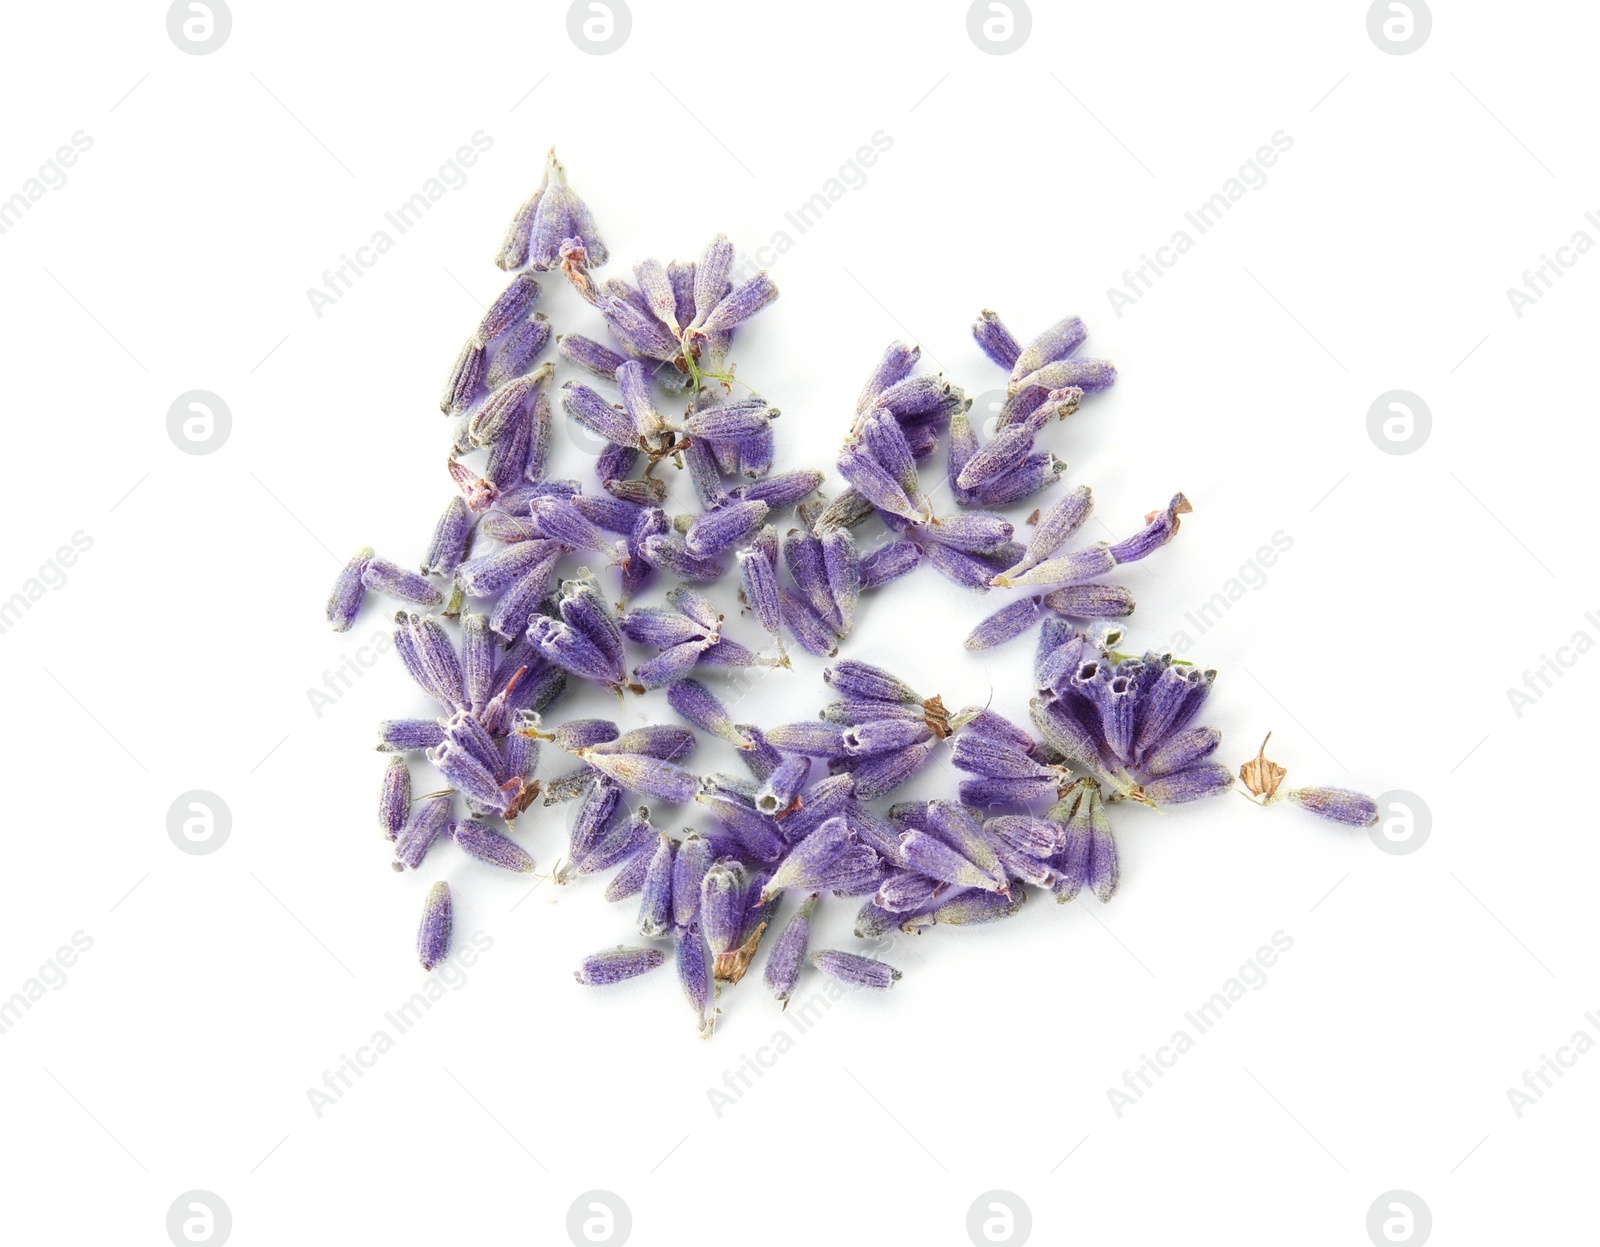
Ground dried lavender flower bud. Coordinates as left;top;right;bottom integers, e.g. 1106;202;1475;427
857;341;922;415
925;799;1009;890
449;820;535;872
457;540;558;597
986;814;1066;858
640;534;725;582
478;271;541;343
932;888;1027;927
824;660;921;705
687;498;769;557
1141;763;1235;806
379;756;410;840
810;949;899;990
965;595;1047;651
975;451;1068;508
490;553;563;641
762;816;854;900
636;832;678;938
528;616;619;686
672;831;712;928
755;756;810;816
562;381;638;447
605;848;652;902
558;332;626;380
1109;493;1193;564
1045;583;1137;618
421;498;475;579
842;719;933;757
859;539;922;590
495;171;546;271
997;543;1114;590
972;309;1022;370
440;337;487;415
765;893;818;1004
685;400;774;443
579;749;701;804
593;724;696;763
603;293;679;359
1286;787;1380;827
417;882;452;971
486;313;552;390
1009;357;1118;396
1142;726;1222;778
377;719;446;753
765;721;849;758
668;679;755;750
327;546;373;631
395;795;451;871
837;446;921;521
734;469;824;512
737;544;784;653
701;860;750;955
361;558;444;607
633;258;679;333
574;945;666;986
675;922;714;1038
695;272;778;336
812;487;876;534
820;529;861;636
1131;666;1205;758
898;828;1007;893
1012;316;1088;381
779;588;839;657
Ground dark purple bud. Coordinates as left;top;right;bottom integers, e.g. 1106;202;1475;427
859;539;922;590
377;719;445;753
327;547;372;631
675;922;714;1038
779;588;839;657
849;737;941;800
824;660;921;705
637;832;677;938
395;795;451;871
765;893;818;1004
972;309;1022;370
440;337;487;415
1142;763;1234;806
763;816;853;899
417;882;452;971
379;757;410;841
486;313;552;391
671;831;712;928
1109;493;1193;564
450;820;535;872
810;949;900;990
1286;787;1380;827
562;381;637;447
686;498;769;557
574;945;665;985
557;332;626;381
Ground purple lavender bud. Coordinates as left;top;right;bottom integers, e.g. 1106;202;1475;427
860;408;921;499
1286;787;1380;827
456;540;557;597
875;869;952;914
779;528;834;625
395;795;451;871
964;595;1046;652
810;949;899;990
732;469;823;512
815;843;885;896
817;528;861;636
478;271;541;343
736;426;775;478
873;373;958;420
841;800;908;867
559;574;626;672
972;309;1022;370
432;740;509;814
640;534;725;582
755;756;810;816
1030;697;1122;789
1011;316;1087;381
593;725;696;763
1142;763;1234;806
779;588;839;657
762;816;854;900
444;710;505;782
574;806;656;879
580;749;701;804
695;789;785;862
612;359;666;441
454;615;493;716
1096;673;1139;765
856;341;922;415
838;446;921;521
737;546;784;652
765;893;818;1004
821;699;924;726
469;364;542;449
686;498;769;557
636;832;677;938
623;607;712;652
489;551;563;641
998;544;1114;590
1108;493;1192;565
811;488;876;534
602;293;679;360
574;493;646;537
671;831;712;928
675;922;714;1038
632;258;679;334
999;485;1094;582
933;888;1027;927
542;718;621;753
421;499;475;579
975;452;1068;509
528;497;607;554
668;259;697;329
1010;357;1117;397
486;313;552;391
327;547;372;631
854;897;919;938
361;557;443;607
1131;666;1204;758
954;394;1070;492
527;616;617;685
563;169;608;267
604;847;652;902
378;719;445;753
417;882;452;971
925;800;1008;890
574;945;666;986
449;820;535;872
495;171;546;271
947;411;982;506
1142;727;1222;779
378;756;410;841
776;774;856;843
912;512;1014;557
684;400;774;444
701;860;750;955
859;539;922;590
824;661;921;705
922;541;1004;591
952;731;1055;781
691;234;734;325
736;726;784;783
565;771;622;862
440;337;487;415
558;332;626;380
562;381;638;448
849;737;941;800
842;719;932;757
409;614;466;709
766;721;849;758
959;775;1059;808
527;154;571;271
986;814;1066;858
1045;584;1137;619
695;272;778;336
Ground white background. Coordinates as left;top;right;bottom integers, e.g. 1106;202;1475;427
0;1;1590;1244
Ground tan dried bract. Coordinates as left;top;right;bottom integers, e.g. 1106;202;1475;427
1239;732;1286;799
712;920;767;984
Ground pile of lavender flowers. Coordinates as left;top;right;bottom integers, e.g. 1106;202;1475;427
328;148;1379;1035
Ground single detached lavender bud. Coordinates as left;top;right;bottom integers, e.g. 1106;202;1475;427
327;546;373;631
695;272;779;336
377;719;445;753
1044;584;1137;619
486;313;552;390
925;800;1009;890
972;309;1022;371
604;847;652;902
765;893;818;1005
449;820;536;872
359;558;443;607
579;749;701;804
932;888;1027;927
810;949;900;990
1012;315;1088;381
379;756;410;840
838;446;921;522
675;922;715;1038
766;720;849;758
998;543;1115;590
558;332;626;380
812;487;876;535
574;945;666;986
457;540;558;598
1141;763;1235;806
1108;493;1193;565
859;539;922;590
763;816;854;900
965;595;1048;651
687;498;769;557
440;337;487;415
1286;787;1380;827
417;882;452;972
671;831;712;929
667;679;755;751
857;341;922;415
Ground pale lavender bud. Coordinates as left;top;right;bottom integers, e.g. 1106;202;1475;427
997;543;1114;590
574;945;666;985
875;869;951;914
1132;666;1204;758
574;806;656;879
1137;726;1219;779
377;719;445;753
1045;583;1137;618
1012;316;1088;381
696;272;778;336
915;511;1014;556
408;614;466;710
668;260;696;329
811;488;876;534
972;309;1022;370
737;546;784;652
558;332;626;380
684;400;774;443
486;313;552;390
1030;697;1122;789
528;616;617;685
395;795;451;871
579;749;701;804
440;337;487;415
765;893;818;1004
860;408;921;499
783;527;837;627
849;736;941;800
1010;357;1117;396
1000;485;1094;581
459;613;494;713
637;833;677;938
495;173;546;271
859;539;922;590
959;775;1059;808
734;469;823;512
633;258;679;333
932;888;1027;927
417;882;452;971
820;529;862;636
922;541;1004;590
763;816;853;899
1142;763;1234;805
603;293;679;359
675;922;714;1037
779;588;839;657
766;721;849;758
986;814;1066;858
379;757;409;840
874;373;957;419
1109;493;1192;564
1286;787;1380;827
810;949;899;990
952;731;1054;781
672;831;712;928
327;546;372;631
450;820;535;872
925;800;1008;890
691;234;734;325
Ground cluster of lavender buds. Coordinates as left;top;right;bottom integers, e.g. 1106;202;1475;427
330;147;1381;1037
